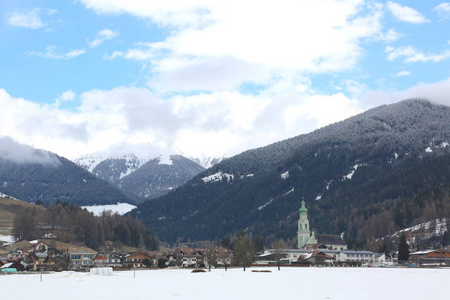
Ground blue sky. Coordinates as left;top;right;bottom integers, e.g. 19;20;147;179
1;0;450;160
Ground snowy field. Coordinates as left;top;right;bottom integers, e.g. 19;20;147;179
81;203;136;216
1;267;448;300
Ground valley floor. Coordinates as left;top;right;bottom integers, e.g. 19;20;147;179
0;267;448;300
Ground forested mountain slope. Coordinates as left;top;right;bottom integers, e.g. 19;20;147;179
0;143;136;206
131;99;450;244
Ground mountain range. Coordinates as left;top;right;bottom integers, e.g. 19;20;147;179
130;99;450;245
0;138;219;206
75;152;216;202
1;99;449;247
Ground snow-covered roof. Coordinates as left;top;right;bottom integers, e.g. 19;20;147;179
410;250;435;255
1;262;13;269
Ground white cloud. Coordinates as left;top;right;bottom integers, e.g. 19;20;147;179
54;90;76;108
377;29;401;42
2;72;450;161
148;56;272;93
0;136;60;166
60;90;76;101
7;9;45;29
345;80;367;97
7;8;57;29
434;3;450;20
0;84;362;160
27;45;86;60
385;45;450;63
96;0;387;93
89;29;119;48
0;89;90;159
386;1;428;24
363;77;450;107
395;70;411;77
105;42;155;60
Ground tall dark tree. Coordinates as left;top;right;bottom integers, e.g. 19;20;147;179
253;236;264;253
398;234;410;263
441;231;449;247
221;235;231;249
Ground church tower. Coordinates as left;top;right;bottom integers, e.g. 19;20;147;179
297;199;311;248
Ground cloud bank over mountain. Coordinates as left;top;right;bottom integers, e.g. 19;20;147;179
0;136;60;166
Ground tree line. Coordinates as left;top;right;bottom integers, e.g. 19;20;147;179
12;201;158;251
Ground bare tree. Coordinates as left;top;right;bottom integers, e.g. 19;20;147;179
234;234;255;271
271;239;287;271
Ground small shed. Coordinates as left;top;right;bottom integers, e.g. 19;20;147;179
1;268;18;273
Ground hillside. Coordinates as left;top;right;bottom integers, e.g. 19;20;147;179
3;200;158;251
0;140;137;206
0;195;45;239
131;99;450;244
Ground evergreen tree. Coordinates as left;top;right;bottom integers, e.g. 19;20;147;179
398;234;409;263
157;258;167;268
221;235;231;249
442;231;449;247
253;236;264;253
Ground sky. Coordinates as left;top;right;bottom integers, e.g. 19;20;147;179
1;0;450;161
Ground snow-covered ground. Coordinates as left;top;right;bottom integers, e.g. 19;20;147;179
81;203;136;216
1;267;448;300
0;233;14;244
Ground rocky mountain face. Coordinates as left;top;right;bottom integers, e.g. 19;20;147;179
0;142;136;206
131;99;450;244
75;153;207;202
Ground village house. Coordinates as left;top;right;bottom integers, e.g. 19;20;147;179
6;248;29;261
26;252;53;270
211;247;233;267
124;251;151;268
168;247;206;267
419;249;450;266
94;252;123;268
69;246;97;270
146;251;166;267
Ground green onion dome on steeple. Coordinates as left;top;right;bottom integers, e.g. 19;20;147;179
299;198;308;214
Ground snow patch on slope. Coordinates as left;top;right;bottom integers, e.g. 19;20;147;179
258;199;274;210
282;187;294;197
82;203;136;216
395;218;448;237
0;192;19;200
343;164;359;180
158;154;173;166
202;172;234;183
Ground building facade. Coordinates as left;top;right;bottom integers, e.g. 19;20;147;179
297;199;346;250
